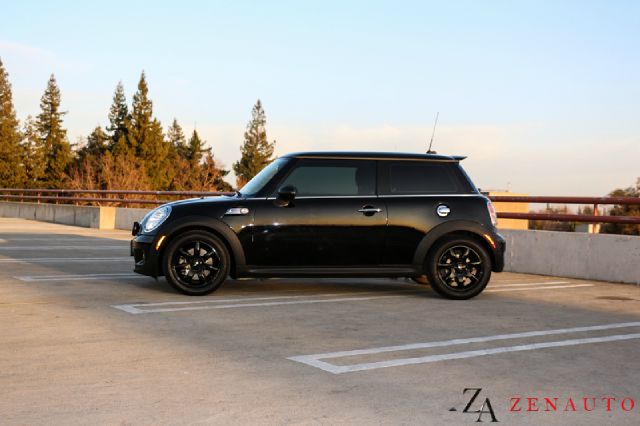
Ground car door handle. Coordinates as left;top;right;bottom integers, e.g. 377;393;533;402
358;206;382;215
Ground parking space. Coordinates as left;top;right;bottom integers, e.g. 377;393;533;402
1;218;639;424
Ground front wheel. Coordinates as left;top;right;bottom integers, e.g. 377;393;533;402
425;236;491;300
163;231;230;296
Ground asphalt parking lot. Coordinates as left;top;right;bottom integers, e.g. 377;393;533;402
1;218;639;425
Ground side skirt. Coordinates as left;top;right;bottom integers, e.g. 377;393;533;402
237;266;420;278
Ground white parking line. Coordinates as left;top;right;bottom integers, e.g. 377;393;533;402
0;257;131;264
486;284;594;292
112;291;416;314
490;281;569;287
14;273;147;282
0;246;126;250
288;322;640;374
112;280;596;315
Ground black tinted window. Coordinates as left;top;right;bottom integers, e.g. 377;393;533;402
277;159;376;196
383;162;469;194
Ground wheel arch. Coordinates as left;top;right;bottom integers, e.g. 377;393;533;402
412;221;498;272
155;217;246;278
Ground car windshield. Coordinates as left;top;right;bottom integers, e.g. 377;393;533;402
238;158;289;197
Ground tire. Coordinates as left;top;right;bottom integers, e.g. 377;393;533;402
163;231;230;296
425;236;491;300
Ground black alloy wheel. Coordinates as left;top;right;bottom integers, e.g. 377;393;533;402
425;236;491;299
163;231;230;295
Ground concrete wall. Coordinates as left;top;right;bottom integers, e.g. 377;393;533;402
501;229;640;284
114;207;151;231
0;201;106;228
0;201;150;231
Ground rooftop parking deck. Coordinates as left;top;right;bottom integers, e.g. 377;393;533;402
1;218;639;424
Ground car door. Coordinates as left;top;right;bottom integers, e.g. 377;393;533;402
249;159;386;267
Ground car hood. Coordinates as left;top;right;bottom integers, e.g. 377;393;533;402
166;195;238;207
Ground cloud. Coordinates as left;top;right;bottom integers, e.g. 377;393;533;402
0;40;91;73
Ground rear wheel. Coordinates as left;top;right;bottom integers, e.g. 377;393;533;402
425;236;491;300
163;231;230;296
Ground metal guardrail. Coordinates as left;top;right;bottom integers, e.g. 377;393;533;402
489;195;640;225
496;212;640;225
0;189;234;206
1;189;639;224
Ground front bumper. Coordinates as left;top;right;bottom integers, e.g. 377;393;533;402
131;234;160;277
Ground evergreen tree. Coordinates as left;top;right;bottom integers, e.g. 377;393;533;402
79;126;109;161
70;127;109;193
170;129;230;191
185;129;209;165
20;116;45;187
202;152;232;191
0;58;25;187
233;99;276;187
35;74;72;188
127;72;172;189
107;81;129;153
145;118;172;189
128;71;153;158
167;118;187;158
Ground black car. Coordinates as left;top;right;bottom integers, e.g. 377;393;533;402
131;152;505;299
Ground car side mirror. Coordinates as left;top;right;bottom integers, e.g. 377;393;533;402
276;185;297;206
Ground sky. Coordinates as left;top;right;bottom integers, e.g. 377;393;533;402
1;0;638;195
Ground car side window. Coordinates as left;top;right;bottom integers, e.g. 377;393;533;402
381;161;470;195
276;159;376;196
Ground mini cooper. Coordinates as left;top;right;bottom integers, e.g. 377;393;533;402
131;152;505;299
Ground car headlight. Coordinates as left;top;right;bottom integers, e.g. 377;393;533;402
143;205;171;233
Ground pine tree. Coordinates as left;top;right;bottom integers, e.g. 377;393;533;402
233;99;276;187
202;152;232;191
0;58;26;187
170;129;230;191
167;118;187;158
145;118;172;189
20;116;45;187
35;74;72;188
128;71;153;158
107;81;129;153
127;72;171;189
84;126;109;158
185;129;209;165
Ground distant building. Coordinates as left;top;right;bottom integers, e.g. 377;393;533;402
488;191;529;230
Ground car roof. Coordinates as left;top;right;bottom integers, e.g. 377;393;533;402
281;151;466;162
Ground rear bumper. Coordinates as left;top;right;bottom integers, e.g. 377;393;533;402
131;234;160;277
492;233;506;272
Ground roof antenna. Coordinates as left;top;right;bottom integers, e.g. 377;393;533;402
427;112;439;154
